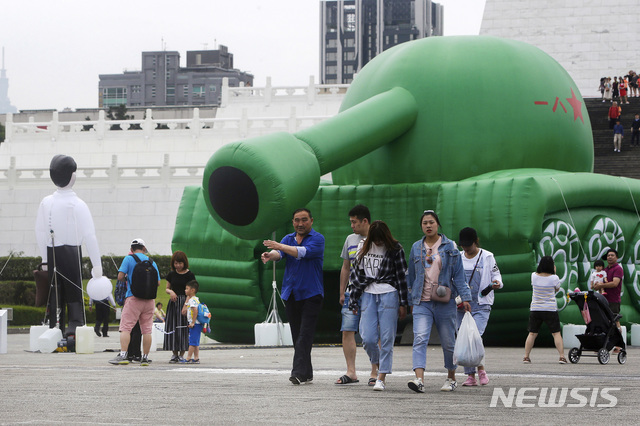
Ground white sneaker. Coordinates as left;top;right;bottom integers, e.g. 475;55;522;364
408;378;425;393
440;378;457;392
373;379;386;391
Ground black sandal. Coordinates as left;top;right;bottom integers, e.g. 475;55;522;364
336;375;359;385
368;377;377;386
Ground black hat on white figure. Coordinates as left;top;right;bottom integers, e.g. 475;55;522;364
49;155;77;187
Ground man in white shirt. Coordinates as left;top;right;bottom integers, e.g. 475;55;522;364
335;205;377;386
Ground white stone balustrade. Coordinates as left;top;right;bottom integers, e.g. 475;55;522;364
3;154;204;189
220;76;348;108
2;77;347;141
3;108;334;142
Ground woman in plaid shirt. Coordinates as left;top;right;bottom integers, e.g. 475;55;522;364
348;220;408;391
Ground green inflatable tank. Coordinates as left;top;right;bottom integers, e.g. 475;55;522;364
174;36;640;345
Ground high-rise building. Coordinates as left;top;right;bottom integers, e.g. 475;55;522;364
98;45;253;108
0;47;18;114
320;0;443;84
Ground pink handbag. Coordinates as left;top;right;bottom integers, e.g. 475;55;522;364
581;296;591;324
430;284;451;303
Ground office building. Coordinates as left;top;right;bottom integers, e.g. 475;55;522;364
98;45;253;108
0;48;17;114
320;0;443;84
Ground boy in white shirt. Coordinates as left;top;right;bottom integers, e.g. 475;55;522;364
183;280;202;364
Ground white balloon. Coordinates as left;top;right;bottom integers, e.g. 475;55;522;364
87;276;112;300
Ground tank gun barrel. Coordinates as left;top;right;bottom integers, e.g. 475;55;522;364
203;87;418;239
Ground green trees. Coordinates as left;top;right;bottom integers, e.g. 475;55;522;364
106;104;137;130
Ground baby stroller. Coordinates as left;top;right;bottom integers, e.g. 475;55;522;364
567;291;626;365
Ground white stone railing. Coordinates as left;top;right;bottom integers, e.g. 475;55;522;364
220;76;349;107
2;78;348;141
3;108;335;142
2;154;203;189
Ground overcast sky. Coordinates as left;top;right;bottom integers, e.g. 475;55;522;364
0;0;486;111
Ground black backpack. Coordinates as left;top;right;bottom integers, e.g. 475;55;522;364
129;254;158;299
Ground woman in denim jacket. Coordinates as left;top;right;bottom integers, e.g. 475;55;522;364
407;210;472;393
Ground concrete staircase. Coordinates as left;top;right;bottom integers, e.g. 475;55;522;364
586;96;640;178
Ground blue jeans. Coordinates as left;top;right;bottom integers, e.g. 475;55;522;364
456;304;491;374
341;292;361;332
359;291;399;375
412;299;457;371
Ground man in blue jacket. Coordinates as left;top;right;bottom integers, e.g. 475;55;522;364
262;208;325;385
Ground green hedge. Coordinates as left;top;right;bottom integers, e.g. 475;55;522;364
0;255;172;281
0;305;46;326
0;304;117;326
0;281;36;305
0;256;42;281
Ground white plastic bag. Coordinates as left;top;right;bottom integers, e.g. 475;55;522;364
453;311;485;367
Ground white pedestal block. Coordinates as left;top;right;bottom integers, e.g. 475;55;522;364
562;324;586;349
0;310;8;354
75;326;95;354
37;328;63;353
29;326;50;352
631;324;640;346
563;324;627;348
254;322;293;346
151;322;164;352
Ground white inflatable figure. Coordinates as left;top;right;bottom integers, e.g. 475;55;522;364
35;155;103;337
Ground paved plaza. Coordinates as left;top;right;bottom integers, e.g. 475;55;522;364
0;332;638;425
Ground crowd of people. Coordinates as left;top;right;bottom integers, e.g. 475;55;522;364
103;204;624;393
261;206;524;391
600;72;638;103
107;241;206;366
601;72;640;152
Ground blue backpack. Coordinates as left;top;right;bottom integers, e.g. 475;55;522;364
197;302;211;324
114;280;127;307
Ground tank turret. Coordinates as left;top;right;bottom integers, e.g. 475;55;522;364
203;36;592;239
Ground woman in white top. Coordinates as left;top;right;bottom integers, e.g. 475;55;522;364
456;227;503;387
349;220;408;391
603;77;612;101
523;255;567;364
